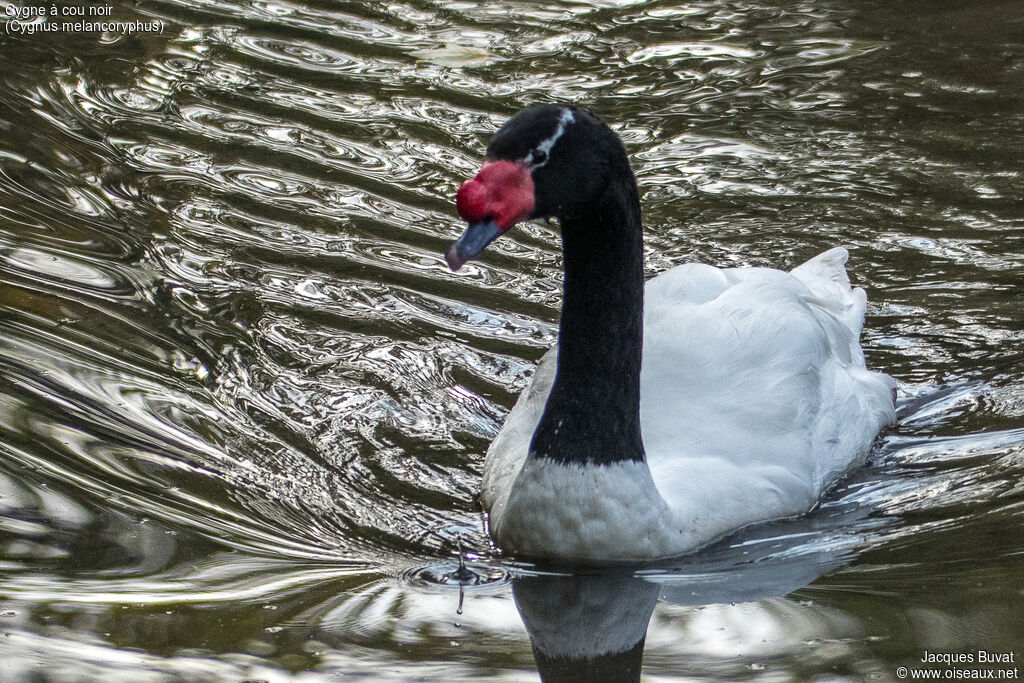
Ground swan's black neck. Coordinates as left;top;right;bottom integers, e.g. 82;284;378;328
529;159;646;466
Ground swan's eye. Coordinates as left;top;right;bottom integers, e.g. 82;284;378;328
530;150;548;167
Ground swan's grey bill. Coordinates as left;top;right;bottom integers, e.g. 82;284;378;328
446;219;502;271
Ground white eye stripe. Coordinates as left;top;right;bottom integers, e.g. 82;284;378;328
522;108;575;169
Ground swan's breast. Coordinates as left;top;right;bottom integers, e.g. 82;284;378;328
490;456;684;562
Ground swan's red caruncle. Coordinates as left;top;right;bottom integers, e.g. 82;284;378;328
456;160;534;230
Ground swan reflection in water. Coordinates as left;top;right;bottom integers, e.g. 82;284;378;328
512;544;850;683
513;571;657;683
506;492;886;683
306;505;877;681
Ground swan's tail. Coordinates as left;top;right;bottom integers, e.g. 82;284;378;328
792;247;897;415
791;247;868;336
792;246;852;290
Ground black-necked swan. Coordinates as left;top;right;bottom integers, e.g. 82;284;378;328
445;104;896;562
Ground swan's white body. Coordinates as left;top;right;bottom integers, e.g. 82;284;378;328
482;247;896;561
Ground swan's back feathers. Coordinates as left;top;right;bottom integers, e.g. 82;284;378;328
640;249;894;537
482;249;896;559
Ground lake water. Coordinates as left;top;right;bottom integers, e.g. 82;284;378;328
0;0;1022;680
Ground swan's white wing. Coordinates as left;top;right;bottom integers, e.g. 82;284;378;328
640;248;895;539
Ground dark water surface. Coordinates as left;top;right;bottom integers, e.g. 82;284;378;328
1;0;1022;680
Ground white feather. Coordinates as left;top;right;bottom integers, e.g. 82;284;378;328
481;247;895;562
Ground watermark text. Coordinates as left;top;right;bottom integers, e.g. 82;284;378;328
4;3;163;36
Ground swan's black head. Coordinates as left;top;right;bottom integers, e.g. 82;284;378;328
446;104;627;270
